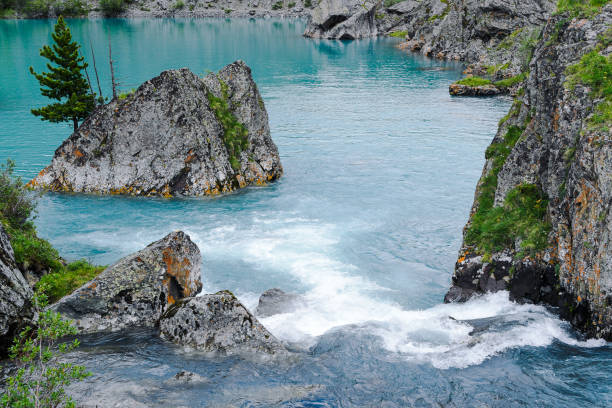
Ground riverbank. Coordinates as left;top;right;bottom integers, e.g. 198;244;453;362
0;0;311;19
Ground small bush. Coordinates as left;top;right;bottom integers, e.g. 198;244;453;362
304;0;312;7
23;0;56;16
389;31;408;38
494;71;528;89
117;88;136;100
0;160;36;230
55;0;88;15
38;260;106;303
172;0;185;10
288;1;295;7
454;76;492;87
272;1;283;10
99;0;126;16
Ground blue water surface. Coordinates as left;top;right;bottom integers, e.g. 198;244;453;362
1;18;610;407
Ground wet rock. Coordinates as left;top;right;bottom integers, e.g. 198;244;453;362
449;83;501;96
0;225;33;356
159;291;285;355
255;288;304;317
446;6;612;340
52;231;202;333
29;61;282;197
304;0;379;39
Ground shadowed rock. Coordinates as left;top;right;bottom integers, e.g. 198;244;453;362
29;61;282;197
160;290;285;355
0;225;33;356
52;231;202;333
304;0;380;39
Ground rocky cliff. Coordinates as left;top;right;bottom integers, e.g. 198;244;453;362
306;0;554;83
446;5;612;340
0;226;33;356
29;61;282;197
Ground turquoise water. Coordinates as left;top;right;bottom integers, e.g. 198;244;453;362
1;18;611;407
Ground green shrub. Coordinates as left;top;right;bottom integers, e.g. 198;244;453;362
1;284;90;407
6;225;63;274
304;0;312;7
272;1;283;9
38;260;106;303
55;0;88;15
172;0;185;10
23;0;56;16
99;0;125;16
288;1;295;7
118;88;136;100
0;160;36;230
389;31;408;38
454;76;492;87
207;78;250;171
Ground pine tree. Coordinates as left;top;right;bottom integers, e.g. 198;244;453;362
30;16;95;132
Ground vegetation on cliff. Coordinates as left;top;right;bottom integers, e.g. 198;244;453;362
206;78;250;171
0;160;103;302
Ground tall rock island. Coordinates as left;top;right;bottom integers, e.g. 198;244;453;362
29;61;283;197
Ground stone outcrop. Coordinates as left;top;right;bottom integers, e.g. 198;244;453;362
29;61;282;197
255;288;304;317
52;231;202;333
0;226;33;356
304;0;380;39
449;82;501;96
159;291;285;355
446;6;612;340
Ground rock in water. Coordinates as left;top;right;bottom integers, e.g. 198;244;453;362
0;226;33;356
255;288;304;317
28;61;282;197
159;291;285;355
52;231;202;333
303;0;379;39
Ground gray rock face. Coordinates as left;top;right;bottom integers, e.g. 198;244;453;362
446;6;612;340
0;225;33;356
29;61;282;197
255;288;303;317
159;291;285;355
53;231;202;333
304;0;380;39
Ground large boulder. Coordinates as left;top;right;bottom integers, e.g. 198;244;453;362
159;291;285;355
28;61;282;197
304;0;380;39
0;226;33;356
52;231;202;333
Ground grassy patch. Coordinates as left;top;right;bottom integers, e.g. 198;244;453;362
494;72;529;89
172;0;185;10
565;48;612;130
272;1;283;10
556;0;610;18
117;88;135;100
207;78;250;171
389;31;408;38
38;260;106;303
454;76;492;87
497;28;524;50
427;0;450;22
99;0;127;16
383;0;404;7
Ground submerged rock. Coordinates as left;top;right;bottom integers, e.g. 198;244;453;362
159;291;285;355
446;6;612;340
304;0;379;39
255;288;304;317
29;61;282;197
0;226;33;356
52;231;202;333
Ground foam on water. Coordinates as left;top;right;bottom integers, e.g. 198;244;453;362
186;216;606;369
